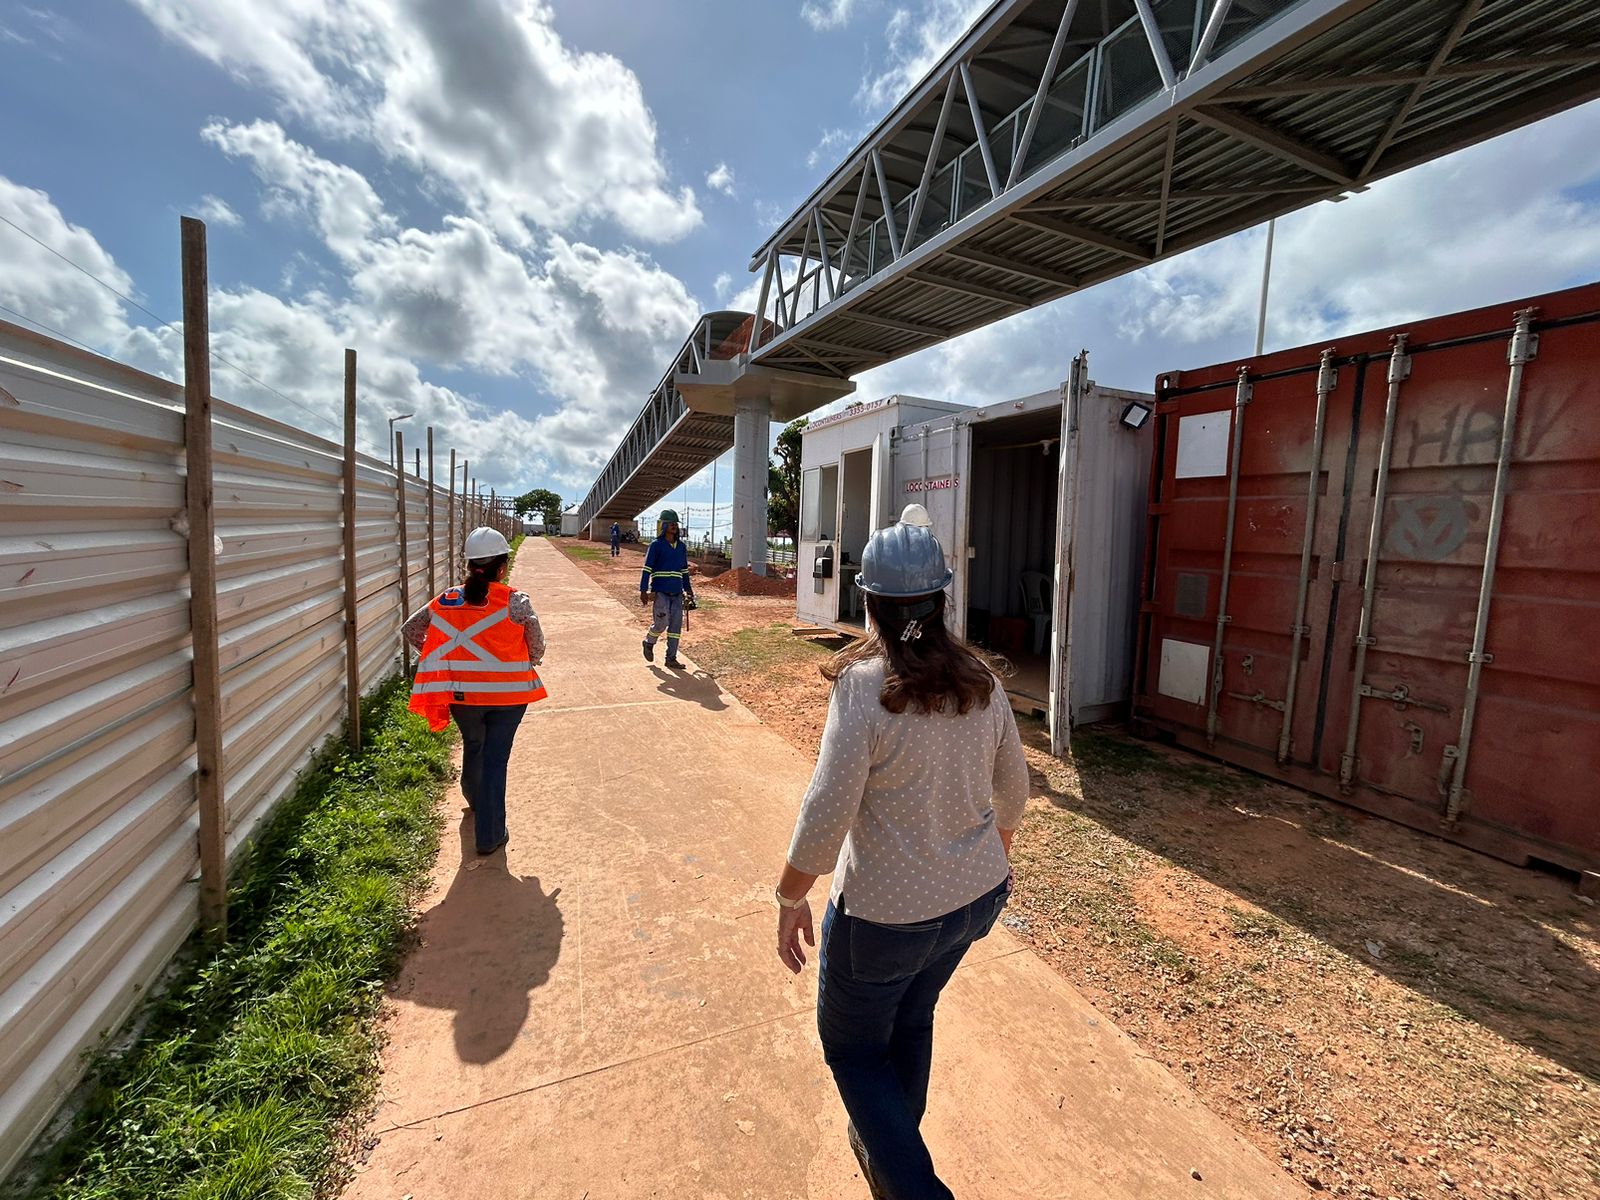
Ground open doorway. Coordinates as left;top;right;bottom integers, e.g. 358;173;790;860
836;448;873;626
964;408;1060;714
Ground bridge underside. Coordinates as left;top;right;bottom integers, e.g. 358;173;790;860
589;411;733;531
747;0;1600;378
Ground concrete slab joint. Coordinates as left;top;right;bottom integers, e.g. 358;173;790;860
733;395;772;576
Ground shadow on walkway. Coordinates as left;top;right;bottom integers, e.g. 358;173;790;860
398;818;567;1064
651;665;728;712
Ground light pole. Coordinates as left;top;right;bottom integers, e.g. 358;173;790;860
1254;218;1276;357
387;412;414;469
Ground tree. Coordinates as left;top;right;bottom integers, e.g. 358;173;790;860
767;417;808;543
514;488;563;530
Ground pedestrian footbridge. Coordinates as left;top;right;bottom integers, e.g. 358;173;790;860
578;0;1600;567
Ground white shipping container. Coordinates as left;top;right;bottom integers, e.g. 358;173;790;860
800;360;1152;750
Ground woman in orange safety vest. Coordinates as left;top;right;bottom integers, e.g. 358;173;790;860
405;526;547;855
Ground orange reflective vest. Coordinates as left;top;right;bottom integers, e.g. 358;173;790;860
408;582;548;731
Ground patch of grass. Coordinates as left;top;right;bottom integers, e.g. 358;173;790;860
695;623;833;679
20;678;451;1200
506;533;526;572
559;543;607;563
1070;728;1261;796
1227;905;1289;942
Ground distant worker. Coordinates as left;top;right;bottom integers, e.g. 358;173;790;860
640;509;696;671
610;521;621;557
774;506;1027;1200
405;526;547;856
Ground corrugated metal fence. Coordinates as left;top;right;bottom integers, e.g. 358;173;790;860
0;319;504;1179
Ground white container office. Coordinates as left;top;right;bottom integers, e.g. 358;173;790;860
797;395;965;631
798;360;1153;750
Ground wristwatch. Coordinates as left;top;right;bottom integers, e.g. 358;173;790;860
774;887;808;910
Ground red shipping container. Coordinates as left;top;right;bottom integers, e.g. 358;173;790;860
1134;282;1600;874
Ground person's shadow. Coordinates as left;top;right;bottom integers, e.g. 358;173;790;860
396;818;566;1064
651;664;728;712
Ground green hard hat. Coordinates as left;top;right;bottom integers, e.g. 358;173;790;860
659;509;680;525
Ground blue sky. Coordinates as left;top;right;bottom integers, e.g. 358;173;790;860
4;1;1600;538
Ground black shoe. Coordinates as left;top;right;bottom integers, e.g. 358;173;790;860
642;639;655;663
665;656;683;670
476;832;509;856
846;1125;888;1200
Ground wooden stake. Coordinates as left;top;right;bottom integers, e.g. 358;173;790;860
182;216;227;940
342;350;361;752
448;448;458;583
426;427;436;598
396;429;411;673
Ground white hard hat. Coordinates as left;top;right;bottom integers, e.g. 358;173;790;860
464;526;511;560
899;503;933;527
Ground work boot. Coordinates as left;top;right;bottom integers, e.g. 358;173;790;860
846;1124;888;1200
642;639;655;663
665;654;683;670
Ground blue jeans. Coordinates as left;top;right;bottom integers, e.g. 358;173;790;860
450;704;527;852
817;878;1010;1200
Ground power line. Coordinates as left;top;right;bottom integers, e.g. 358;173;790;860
0;210;381;454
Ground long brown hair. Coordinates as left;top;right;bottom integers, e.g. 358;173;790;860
822;592;999;715
463;555;508;605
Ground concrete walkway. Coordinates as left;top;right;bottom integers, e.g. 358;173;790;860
345;536;1298;1200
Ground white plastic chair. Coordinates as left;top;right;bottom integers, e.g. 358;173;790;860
1019;570;1051;656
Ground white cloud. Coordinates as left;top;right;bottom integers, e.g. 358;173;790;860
194;193;243;228
713;272;735;303
130;0;702;244
802;0;856;32
0;159;700;493
858;0;987;113
199;122;699;482
706;162;736;197
0;177;138;349
806;126;859;170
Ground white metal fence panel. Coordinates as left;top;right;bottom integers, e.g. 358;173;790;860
0;329;201;1180
0;321;490;1181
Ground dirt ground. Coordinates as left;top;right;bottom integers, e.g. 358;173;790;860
552;539;1600;1200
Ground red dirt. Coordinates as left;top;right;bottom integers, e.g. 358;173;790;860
702;566;797;597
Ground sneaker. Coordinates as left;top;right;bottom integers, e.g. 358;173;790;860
846;1124;888;1200
642;639;655;663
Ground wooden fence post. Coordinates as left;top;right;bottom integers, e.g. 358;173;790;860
342;350;361;752
490;489;497;537
426;427;436;598
181;216;227;940
448;448;457;583
395;429;410;673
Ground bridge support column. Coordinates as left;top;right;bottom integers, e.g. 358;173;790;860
732;395;771;576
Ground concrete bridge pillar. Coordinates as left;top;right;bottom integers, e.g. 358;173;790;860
732;395;771;576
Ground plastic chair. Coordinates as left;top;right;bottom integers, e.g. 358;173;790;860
1019;570;1051;656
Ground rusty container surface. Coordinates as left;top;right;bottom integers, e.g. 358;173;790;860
1134;282;1600;873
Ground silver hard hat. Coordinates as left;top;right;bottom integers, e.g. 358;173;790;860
857;518;952;598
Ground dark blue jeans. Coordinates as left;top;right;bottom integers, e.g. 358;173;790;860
450;704;527;853
817;878;1010;1200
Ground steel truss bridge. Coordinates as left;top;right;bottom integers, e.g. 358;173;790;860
578;0;1600;543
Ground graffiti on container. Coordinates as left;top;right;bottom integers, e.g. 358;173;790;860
905;475;959;493
1385;492;1474;561
1405;394;1567;467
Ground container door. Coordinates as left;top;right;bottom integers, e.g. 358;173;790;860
870;430;894;531
1049;361;1083;755
1139;351;1358;766
901;421;968;639
1331;308;1600;859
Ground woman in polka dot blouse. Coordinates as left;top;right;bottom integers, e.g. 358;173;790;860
774;509;1028;1200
